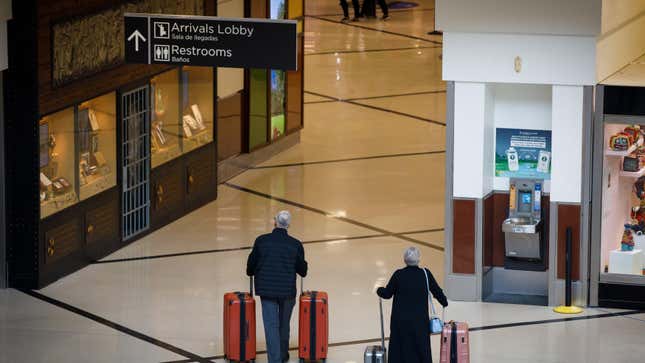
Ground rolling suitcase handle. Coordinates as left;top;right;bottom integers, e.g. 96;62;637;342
378;298;385;350
250;276;254;297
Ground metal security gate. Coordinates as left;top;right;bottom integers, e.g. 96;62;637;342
121;86;151;240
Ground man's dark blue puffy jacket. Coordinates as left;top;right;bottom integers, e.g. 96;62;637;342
246;228;308;299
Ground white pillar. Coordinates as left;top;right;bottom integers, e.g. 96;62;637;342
550;86;584;203
453;82;488;199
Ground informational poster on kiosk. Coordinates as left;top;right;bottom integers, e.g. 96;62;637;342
495;128;552;179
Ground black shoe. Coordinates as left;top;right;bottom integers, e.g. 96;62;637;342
351;17;360;22
282;353;290;362
341;16;350;22
381;14;390;20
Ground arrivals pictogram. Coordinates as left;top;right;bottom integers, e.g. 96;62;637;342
154;22;170;39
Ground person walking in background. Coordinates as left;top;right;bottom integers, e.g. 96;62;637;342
376;0;389;20
247;211;308;363
377;247;448;363
340;0;361;22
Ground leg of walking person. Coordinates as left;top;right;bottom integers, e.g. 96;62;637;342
351;0;361;19
377;0;389;19
261;298;282;363
339;0;350;21
278;298;297;362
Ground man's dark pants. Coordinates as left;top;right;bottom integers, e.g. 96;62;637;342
261;297;296;363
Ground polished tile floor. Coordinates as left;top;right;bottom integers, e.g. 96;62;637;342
1;1;644;362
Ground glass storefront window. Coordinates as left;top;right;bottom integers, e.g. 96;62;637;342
40;108;78;219
77;93;117;201
182;66;214;153
151;69;181;168
270;70;286;140
270;0;287;140
601;122;645;277
249;68;268;149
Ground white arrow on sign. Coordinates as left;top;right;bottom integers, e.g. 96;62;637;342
127;30;147;52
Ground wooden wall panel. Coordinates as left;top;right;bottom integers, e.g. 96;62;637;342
250;0;267;18
186;143;217;211
483;194;494;268
557;204;581;280
453;199;476;274
286;37;303;132
43;218;83;265
217;92;243;160
151;160;186;230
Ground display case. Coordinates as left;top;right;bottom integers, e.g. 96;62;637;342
40;108;79;219
270;0;287;140
151;69;182;167
600;121;645;277
181;66;214;153
77;92;117;200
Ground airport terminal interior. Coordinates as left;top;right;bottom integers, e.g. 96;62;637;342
1;0;645;362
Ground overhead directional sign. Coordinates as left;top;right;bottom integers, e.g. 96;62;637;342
124;13;297;70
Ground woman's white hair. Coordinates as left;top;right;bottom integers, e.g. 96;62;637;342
403;246;420;266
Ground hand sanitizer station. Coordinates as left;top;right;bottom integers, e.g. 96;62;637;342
437;0;597;307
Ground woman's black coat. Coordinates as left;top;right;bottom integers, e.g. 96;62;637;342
377;266;448;363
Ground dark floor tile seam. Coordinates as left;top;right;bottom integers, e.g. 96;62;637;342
249;150;446;169
595;307;645;324
224;182;444;252
305;45;440;56
304;90;446;126
307;7;436;18
160;310;644;363
306;15;442;45
19;289;213;363
92;233;387;264
92;228;443;264
346;89;447;101
303;99;338;104
304;89;447;104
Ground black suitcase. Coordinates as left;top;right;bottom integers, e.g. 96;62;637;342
361;0;376;18
363;298;386;363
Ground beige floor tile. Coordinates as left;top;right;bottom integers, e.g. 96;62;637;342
304;17;423;54
42;236;443;358
104;185;375;261
257;101;445;166
404;230;445;248
305;47;444;100
303;92;333;103
353;91;447;124
232;154;446;233
319;8;442;44
0;290;184;363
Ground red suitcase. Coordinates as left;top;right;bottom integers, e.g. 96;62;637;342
224;279;256;363
440;321;470;363
298;288;328;362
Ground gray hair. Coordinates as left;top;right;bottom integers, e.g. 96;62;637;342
275;210;291;229
403;247;420;266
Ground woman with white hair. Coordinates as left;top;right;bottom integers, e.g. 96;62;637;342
377;246;448;363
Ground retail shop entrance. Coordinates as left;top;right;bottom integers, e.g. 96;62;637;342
120;86;151;241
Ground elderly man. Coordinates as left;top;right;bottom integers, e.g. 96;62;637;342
247;210;308;363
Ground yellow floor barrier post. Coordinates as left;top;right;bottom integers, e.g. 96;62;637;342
554;227;583;314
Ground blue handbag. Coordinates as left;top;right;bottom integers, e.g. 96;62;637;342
424;269;444;334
